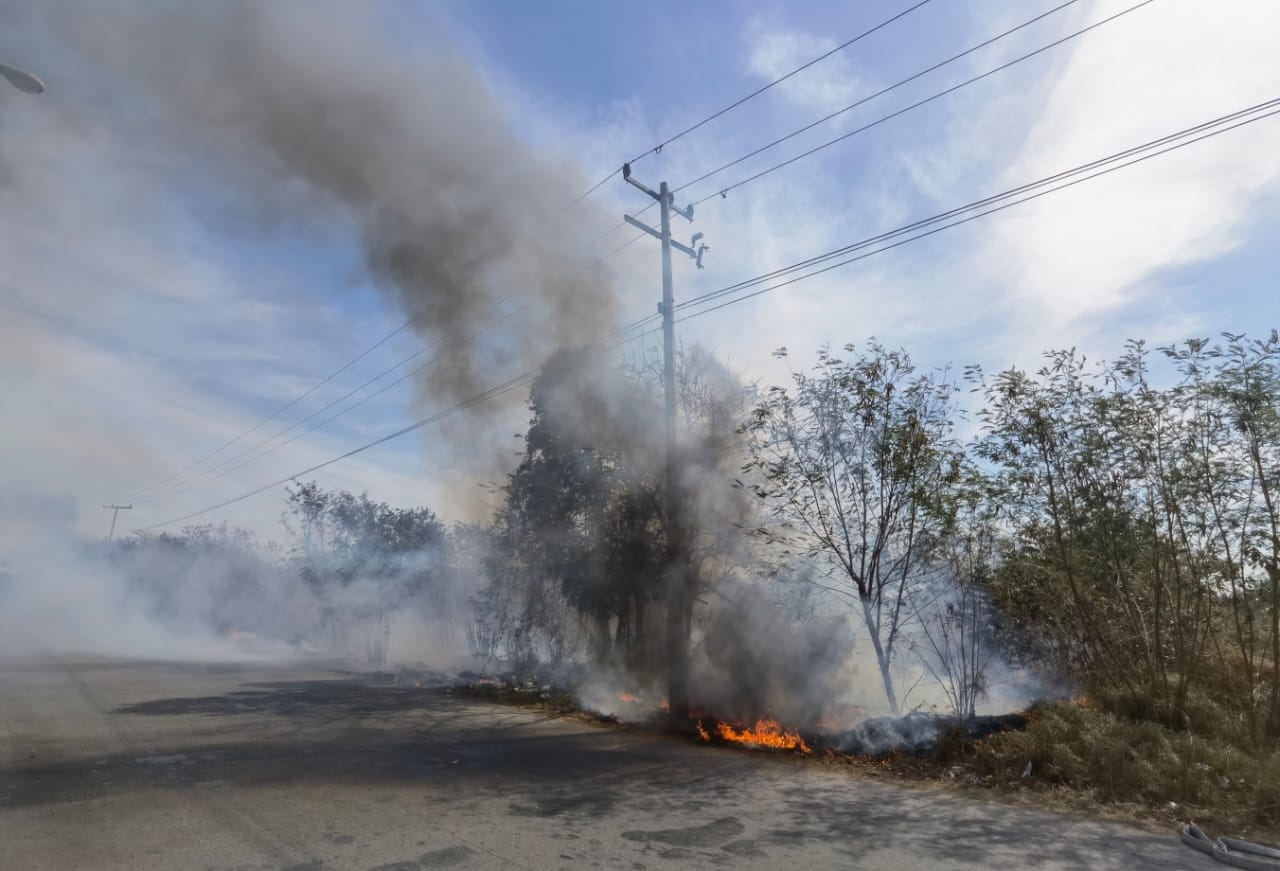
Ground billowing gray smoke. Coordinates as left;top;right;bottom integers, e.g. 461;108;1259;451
694;577;856;726
19;0;616;405
0;1;626;661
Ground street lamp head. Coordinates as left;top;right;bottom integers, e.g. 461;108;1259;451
0;62;46;94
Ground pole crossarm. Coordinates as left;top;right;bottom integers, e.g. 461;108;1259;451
102;503;133;542
623;214;707;266
624;213;663;241
622;162;661;200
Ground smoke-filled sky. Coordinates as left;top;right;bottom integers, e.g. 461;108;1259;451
2;0;1278;541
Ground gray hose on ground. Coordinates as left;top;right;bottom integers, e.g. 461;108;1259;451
1183;824;1280;870
1185;824;1217;855
1220;838;1280;861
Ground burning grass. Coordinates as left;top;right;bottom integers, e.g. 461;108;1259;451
699;717;811;754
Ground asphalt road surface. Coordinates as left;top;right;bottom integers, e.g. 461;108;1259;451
0;656;1211;870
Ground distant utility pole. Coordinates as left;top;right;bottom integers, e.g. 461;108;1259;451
103;504;132;542
621;163;709;726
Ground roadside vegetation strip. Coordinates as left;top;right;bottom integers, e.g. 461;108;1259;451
443;676;1280;845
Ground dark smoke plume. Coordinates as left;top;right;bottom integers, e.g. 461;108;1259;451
20;0;617;405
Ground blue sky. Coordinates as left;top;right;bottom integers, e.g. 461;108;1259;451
2;0;1278;542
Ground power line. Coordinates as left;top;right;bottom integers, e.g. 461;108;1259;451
674;0;1083;196
573;172;618;206
573;0;937;202
137;313;664;531
603;232;647;259
592;0;1099;250
677;97;1280;311
137;371;541;532
616;99;1280;345
627;0;936;166
684;0;1159;207
590;220;629;246
619;99;1279;344
142;306;527;505
606;312;664;348
674;98;1280;319
593;201;657;248
135;99;1280;531
135;295;519;504
128;301;442;499
624;100;1280;336
591;0;1078;249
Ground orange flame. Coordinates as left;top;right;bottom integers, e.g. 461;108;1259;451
705;718;810;753
618;692;640;704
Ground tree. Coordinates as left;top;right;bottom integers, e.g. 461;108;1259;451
484;343;752;687
282;482;447;665
104;523;316;642
739;343;961;715
486;347;666;670
976;347;1191;714
1189;332;1280;738
910;474;1001;720
971;338;1278;731
626;343;758;648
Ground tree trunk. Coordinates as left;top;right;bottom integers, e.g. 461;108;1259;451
596;612;612;664
862;595;900;715
1267;561;1280;738
1247;436;1280;738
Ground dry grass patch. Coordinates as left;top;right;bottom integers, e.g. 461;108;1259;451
966;701;1280;841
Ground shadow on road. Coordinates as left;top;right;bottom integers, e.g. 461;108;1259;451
114;679;457;719
1;672;1197;869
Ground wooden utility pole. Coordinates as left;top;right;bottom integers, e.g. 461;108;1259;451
103;504;132;542
621;163;709;725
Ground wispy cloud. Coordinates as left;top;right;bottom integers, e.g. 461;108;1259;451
744;16;870;119
977;0;1280;356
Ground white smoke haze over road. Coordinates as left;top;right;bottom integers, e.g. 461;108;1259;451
0;491;233;661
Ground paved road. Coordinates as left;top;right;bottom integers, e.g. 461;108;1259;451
0;656;1209;870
